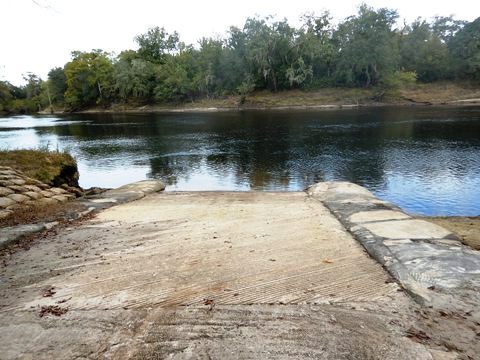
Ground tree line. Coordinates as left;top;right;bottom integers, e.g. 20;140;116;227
1;4;479;113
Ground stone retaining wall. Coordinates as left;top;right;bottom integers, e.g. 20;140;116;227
0;166;79;220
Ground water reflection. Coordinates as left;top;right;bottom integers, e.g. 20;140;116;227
0;107;479;216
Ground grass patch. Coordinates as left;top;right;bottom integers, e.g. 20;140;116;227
0;149;78;186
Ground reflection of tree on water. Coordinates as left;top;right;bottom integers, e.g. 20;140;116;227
25;108;480;204
142;110;391;190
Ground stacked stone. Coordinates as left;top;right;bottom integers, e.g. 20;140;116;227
0;166;78;220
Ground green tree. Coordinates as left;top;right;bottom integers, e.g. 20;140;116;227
432;16;466;43
64;50;114;108
400;19;451;81
449;17;480;80
113;50;156;103
243;17;301;91
47;67;67;103
196;38;224;97
333;4;400;86
154;47;197;102
298;12;336;84
135;27;179;64
23;73;43;100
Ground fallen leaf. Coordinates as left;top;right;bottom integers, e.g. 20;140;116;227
39;305;68;318
42;286;56;297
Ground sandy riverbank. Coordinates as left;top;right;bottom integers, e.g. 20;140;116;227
422;216;480;250
37;83;480;114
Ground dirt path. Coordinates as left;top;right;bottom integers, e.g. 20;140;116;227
0;191;467;359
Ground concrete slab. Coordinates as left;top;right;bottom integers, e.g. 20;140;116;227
361;219;453;240
310;182;480;312
10;192;399;311
0;191;426;359
349;210;411;223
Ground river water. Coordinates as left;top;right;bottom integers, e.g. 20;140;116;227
1;106;479;216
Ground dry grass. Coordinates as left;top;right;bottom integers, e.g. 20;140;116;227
79;82;480;113
399;82;480;104
0;202;78;228
0;149;77;185
244;88;376;107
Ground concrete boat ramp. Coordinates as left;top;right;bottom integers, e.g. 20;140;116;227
0;182;479;359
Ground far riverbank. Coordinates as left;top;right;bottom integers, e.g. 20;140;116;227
38;82;480;115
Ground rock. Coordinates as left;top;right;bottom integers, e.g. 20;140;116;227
0;187;14;196
7;193;30;203
0;169;17;176
360;219;453;240
23;185;42;192
10;179;26;186
44;221;59;230
84;187;108;196
37;198;59;206
49;187;67;195
52;195;70;203
35;182;50;190
0;197;16;209
0;209;13;219
24;191;43;200
0;180;14;187
66;186;84;197
40;190;55;197
6;203;22;211
348;210;411;223
7;185;28;193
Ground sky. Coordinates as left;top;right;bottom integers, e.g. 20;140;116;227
1;0;479;86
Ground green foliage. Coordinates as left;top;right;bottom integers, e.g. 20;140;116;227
3;8;479;113
237;76;256;104
400;19;451;81
334;4;400;86
0;76;46;113
47;67;67;103
298;12;336;81
448;17;480;80
153;53;196;103
64;50;114;108
135;27;179;64
375;71;417;100
114;51;156;103
382;71;417;89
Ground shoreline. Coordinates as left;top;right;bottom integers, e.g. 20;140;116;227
39;98;480;115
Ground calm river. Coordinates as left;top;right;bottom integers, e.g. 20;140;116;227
1;106;479;216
